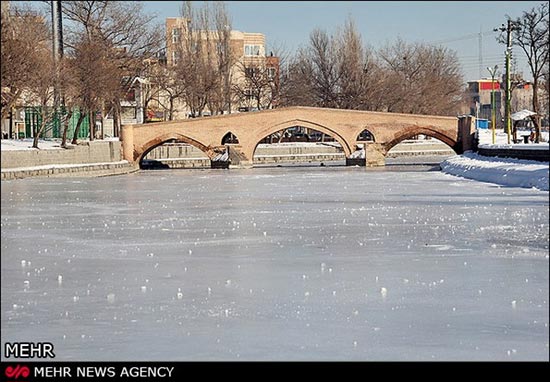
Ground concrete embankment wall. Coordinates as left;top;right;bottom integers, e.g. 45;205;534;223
1;161;137;180
143;143;346;168
386;140;455;157
1;140;138;180
477;146;549;162
142;141;455;168
143;143;208;160
1;141;122;168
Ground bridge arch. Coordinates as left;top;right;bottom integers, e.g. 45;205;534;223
383;125;459;155
356;128;376;142
136;132;216;166
221;131;239;145
251;118;353;157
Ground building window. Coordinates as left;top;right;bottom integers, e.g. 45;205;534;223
172;28;181;43
172;51;180;64
244;89;255;101
245;67;257;77
244;44;261;56
267;67;276;80
216;41;225;55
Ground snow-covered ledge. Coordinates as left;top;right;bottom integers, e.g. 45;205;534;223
441;152;549;191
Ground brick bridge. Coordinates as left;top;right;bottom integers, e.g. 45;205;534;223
121;106;475;168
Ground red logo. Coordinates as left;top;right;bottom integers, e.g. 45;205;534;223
5;365;30;380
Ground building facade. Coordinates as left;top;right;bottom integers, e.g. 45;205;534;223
467;76;538;129
467;78;502;128
162;17;279;119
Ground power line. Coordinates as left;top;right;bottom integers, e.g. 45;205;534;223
429;30;495;45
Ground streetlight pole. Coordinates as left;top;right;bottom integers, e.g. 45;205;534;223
498;19;521;144
487;65;499;145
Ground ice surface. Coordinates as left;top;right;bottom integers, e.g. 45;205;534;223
1;166;548;361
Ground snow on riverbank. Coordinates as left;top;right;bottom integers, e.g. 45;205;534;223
1;137;120;151
441;152;549;191
477;128;549;147
1;138;67;151
3;138;548;192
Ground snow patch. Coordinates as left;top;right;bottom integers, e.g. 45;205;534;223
441;152;549;191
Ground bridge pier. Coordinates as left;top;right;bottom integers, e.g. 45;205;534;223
121;125;135;163
345;143;366;166
457;115;476;153
227;145;253;169
365;143;386;167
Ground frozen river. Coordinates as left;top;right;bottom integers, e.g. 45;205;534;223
1;166;548;361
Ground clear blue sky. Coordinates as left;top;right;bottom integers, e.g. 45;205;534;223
143;0;544;82
14;0;546;82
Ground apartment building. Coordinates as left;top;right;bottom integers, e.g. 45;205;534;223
164;17;279;117
467;78;502;128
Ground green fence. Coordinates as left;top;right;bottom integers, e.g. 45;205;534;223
24;107;90;139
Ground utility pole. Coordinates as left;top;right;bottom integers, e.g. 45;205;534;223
497;19;520;144
487;65;499;145
51;1;63;71
51;1;64;136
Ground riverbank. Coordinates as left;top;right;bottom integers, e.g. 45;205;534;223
1;139;138;180
3;138;548;192
1;161;138;180
439;129;549;191
441;152;549;191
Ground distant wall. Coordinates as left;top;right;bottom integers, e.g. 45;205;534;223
477;146;550;162
1;141;122;169
143;142;343;160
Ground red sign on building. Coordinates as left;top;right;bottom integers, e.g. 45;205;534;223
479;81;500;91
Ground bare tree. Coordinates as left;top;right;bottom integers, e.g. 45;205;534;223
54;55;80;147
280;18;385;111
173;1;234;117
542;65;550;129
282;17;464;116
138;62;162;123
360;49;387;111
309;29;341;108
1;5;50;128
28;47;56;148
175;1;210;117
61;1;163;139
157;68;187;121
503;2;549;142
213;1;235;114
335;18;371;109
279;48;316;107
233;60;278;110
66;37;119;143
281;29;341;108
379;39;464;115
